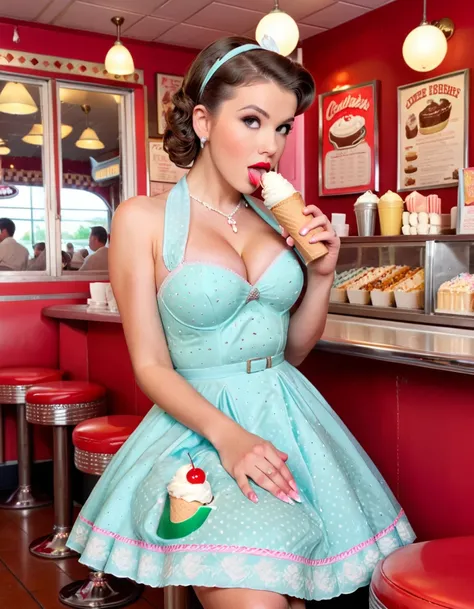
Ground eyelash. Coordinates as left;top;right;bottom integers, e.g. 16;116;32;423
242;116;293;136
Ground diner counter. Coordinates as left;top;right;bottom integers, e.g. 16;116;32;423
43;305;474;375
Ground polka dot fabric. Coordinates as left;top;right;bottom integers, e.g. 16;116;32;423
67;178;415;600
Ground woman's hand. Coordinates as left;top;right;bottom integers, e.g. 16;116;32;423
280;205;340;276
215;427;300;505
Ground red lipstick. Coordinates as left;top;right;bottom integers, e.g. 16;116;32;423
249;162;271;171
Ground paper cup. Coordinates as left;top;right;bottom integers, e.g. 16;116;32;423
90;282;107;303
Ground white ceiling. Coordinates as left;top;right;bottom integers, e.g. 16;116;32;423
0;0;395;50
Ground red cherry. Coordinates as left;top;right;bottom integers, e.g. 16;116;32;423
186;452;206;484
186;467;206;484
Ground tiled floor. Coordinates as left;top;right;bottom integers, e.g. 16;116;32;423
0;505;369;608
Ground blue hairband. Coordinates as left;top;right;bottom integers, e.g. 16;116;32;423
198;37;279;99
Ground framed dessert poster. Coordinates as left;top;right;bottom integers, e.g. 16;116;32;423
149;139;188;184
319;80;379;197
156;73;183;135
397;69;469;192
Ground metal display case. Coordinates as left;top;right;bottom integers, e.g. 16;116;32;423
329;235;474;329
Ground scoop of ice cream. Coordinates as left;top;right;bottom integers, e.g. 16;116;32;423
167;464;212;504
355;190;379;205
261;171;296;209
379;190;403;204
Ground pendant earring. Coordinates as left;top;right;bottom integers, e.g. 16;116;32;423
200;136;208;149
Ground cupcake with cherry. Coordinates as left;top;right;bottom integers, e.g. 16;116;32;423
157;454;215;539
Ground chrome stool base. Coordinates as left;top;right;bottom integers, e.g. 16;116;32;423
59;572;142;608
0;485;51;509
29;526;77;559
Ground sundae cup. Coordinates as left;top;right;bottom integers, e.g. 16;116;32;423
261;172;328;264
167;463;213;523
157;458;215;540
354;190;379;236
378;190;404;236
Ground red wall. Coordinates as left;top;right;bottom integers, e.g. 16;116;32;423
0;282;91;462
300;353;474;542
0;17;197;139
303;0;472;233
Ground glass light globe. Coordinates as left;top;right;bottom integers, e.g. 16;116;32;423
105;41;134;76
403;23;448;72
256;10;299;57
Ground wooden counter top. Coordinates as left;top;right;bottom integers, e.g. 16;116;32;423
43;304;121;323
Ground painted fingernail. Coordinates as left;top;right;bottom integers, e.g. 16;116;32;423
288;490;302;503
289;480;299;492
300;228;308;236
277;491;295;505
249;492;258;504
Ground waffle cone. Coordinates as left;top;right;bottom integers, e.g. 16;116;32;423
270;193;328;265
169;496;203;523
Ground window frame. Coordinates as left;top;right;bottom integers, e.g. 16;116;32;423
0;73;137;282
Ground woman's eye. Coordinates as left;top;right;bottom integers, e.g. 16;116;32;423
243;116;260;129
278;123;293;136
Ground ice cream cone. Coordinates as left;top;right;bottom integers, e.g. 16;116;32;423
270;193;328;265
169;496;203;523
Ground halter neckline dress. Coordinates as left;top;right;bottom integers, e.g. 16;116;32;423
67;177;415;600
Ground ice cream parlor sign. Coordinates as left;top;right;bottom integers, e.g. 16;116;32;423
319;81;379;197
397;70;469;192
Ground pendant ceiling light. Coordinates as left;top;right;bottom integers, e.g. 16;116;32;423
403;0;454;72
22;123;73;145
0;138;10;155
256;0;299;57
0;82;38;115
105;16;135;76
75;105;104;150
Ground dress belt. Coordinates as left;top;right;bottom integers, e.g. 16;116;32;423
176;353;285;380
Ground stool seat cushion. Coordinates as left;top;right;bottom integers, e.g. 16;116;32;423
73;415;143;454
371;536;474;609
26;381;106;405
0;367;62;386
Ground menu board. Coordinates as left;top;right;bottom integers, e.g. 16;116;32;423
319;81;379;197
397;70;469;192
156;73;183;135
149;139;188;184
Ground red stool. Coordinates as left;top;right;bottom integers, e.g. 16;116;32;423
370;536;474;608
59;415;143;608
0;367;63;509
26;381;107;559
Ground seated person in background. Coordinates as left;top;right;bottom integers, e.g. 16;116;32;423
79;226;108;272
33;242;45;259
66;242;74;257
27;248;46;271
0;218;29;271
69;247;88;270
61;250;71;270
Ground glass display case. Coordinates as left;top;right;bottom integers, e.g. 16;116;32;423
330;235;474;329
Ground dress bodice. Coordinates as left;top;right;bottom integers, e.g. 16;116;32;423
157;178;304;370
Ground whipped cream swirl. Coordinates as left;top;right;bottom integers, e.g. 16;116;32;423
261;171;296;209
167;464;213;504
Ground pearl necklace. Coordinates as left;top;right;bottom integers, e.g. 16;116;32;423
190;193;247;233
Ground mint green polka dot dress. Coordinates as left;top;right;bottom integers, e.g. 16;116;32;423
67;177;415;600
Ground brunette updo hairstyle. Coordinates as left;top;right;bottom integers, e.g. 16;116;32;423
163;36;315;168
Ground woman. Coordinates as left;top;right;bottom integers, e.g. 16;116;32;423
67;37;415;607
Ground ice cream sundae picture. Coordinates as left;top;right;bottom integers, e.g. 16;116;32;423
157;455;215;539
328;114;366;149
419;98;452;135
405;113;418;140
